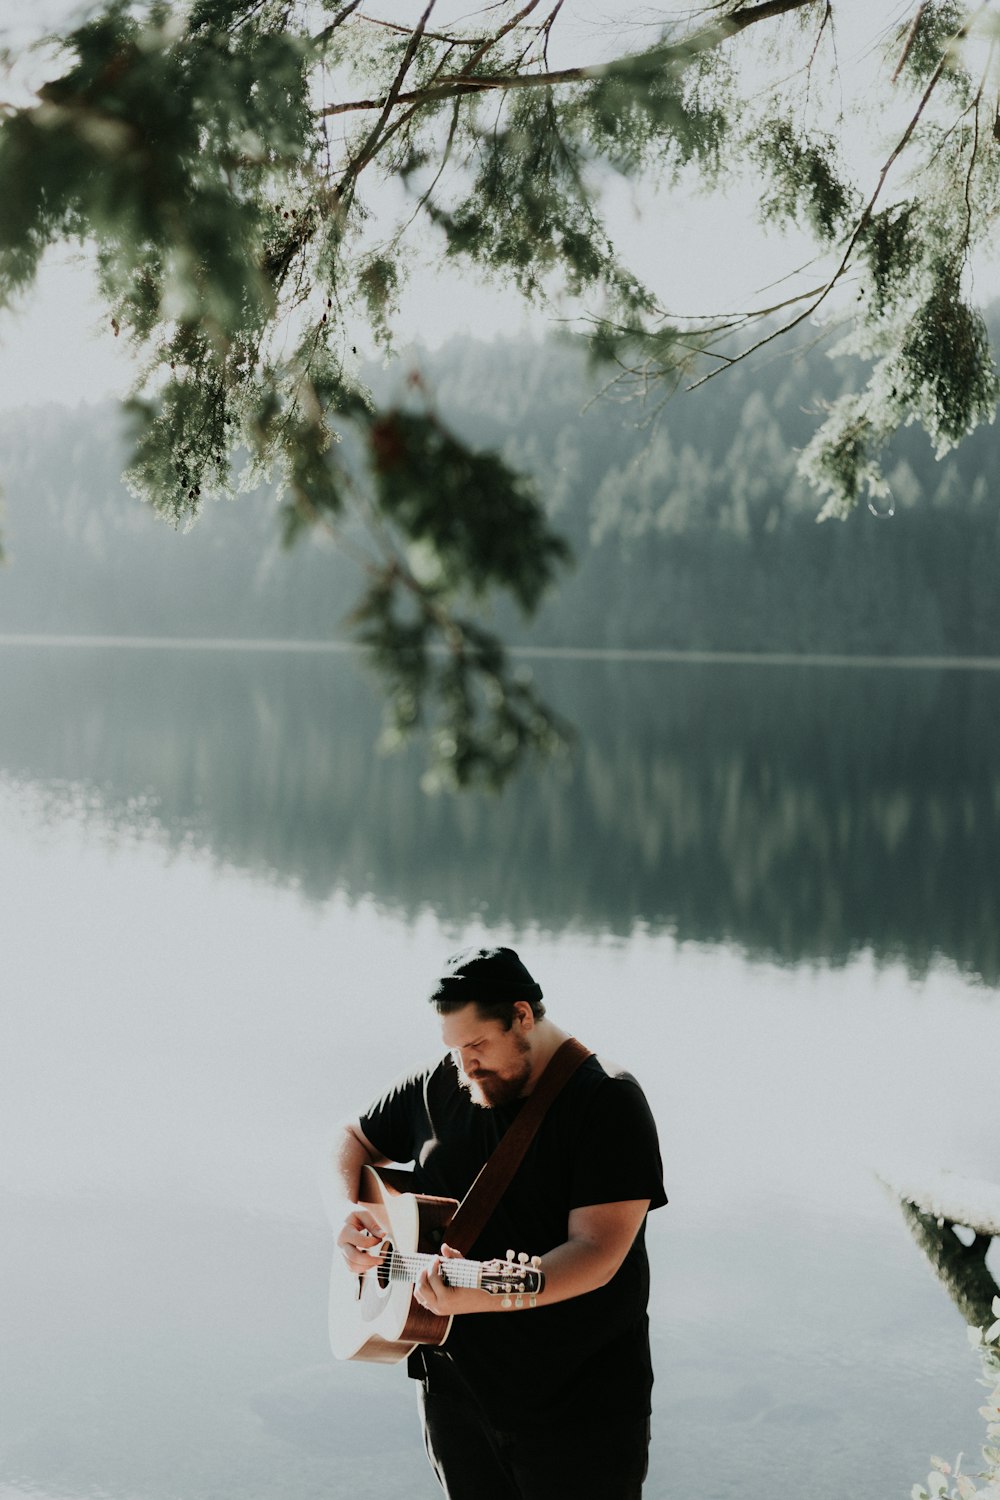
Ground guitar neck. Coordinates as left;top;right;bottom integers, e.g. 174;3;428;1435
381;1250;483;1290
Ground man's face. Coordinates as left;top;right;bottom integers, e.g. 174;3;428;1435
441;1002;532;1109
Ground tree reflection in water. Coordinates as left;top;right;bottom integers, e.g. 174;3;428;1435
0;645;998;982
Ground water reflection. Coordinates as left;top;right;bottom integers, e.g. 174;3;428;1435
0;644;998;980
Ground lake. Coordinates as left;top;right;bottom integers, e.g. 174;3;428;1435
1;642;998;1500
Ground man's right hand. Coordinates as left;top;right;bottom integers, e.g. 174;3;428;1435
336;1207;387;1274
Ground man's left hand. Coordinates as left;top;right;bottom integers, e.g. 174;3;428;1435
414;1244;484;1316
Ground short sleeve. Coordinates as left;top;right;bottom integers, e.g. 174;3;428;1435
358;1065;431;1166
566;1075;667;1211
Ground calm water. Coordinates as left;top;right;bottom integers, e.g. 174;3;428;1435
1;644;998;1500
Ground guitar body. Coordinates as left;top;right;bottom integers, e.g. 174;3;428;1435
329;1165;459;1364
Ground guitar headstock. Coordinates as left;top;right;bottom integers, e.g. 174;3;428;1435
481;1249;545;1307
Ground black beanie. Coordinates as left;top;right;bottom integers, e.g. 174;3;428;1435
428;946;543;1006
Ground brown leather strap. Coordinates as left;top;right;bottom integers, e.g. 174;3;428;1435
444;1036;593;1255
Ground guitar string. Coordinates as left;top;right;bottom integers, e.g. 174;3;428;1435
361;1252;540;1291
367;1251;530;1271
374;1253;535;1276
374;1254;513;1284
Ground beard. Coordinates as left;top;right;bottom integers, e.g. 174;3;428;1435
458;1039;532;1109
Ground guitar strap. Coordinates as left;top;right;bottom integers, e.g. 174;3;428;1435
442;1035;593;1256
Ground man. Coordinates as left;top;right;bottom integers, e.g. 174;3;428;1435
333;945;667;1500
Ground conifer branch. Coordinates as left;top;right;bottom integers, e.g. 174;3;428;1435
322;0;821;118
687;3;979;391
891;2;931;85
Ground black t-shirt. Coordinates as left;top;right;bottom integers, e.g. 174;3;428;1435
359;1049;667;1428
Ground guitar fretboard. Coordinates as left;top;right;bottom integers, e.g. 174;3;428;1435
379;1251;482;1290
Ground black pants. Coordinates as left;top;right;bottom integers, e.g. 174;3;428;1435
417;1370;650;1500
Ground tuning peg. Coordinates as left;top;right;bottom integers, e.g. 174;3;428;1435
530;1255;541;1268
517;1251;528;1265
502;1295;513;1308
515;1294;524;1309
506;1249;515;1261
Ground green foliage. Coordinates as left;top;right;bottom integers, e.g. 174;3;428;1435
366;407;569;610
799;397;891;520
752;120;857;243
804;260;999;515
574;42;730;179
859;205;919;318
356;253;401;344
0;6;311;333
893;263;999;456
349;572;573;791
895;2;970;90
347;401;572;787
427;88;637;311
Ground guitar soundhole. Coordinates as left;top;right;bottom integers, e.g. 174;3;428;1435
375;1241;394;1290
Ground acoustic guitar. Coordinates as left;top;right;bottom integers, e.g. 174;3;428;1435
329;1164;545;1364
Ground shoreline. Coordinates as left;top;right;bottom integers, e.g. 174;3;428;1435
1;633;1000;671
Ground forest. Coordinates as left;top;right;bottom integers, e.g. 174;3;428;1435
1;323;999;656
